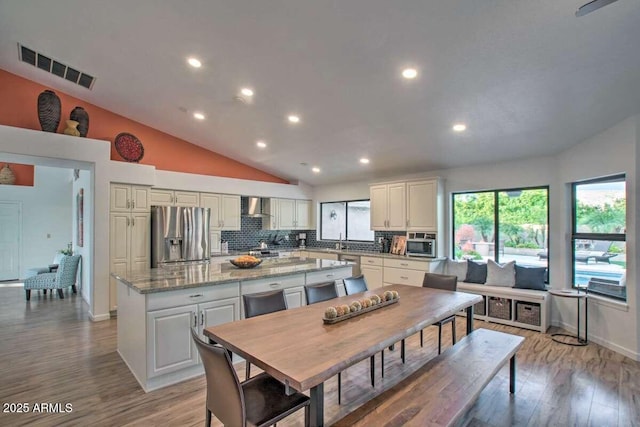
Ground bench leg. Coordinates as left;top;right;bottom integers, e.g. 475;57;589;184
420;329;424;347
401;339;405;364
338;372;341;404
438;324;442;355
381;349;384;378
452;318;456;344
510;355;516;394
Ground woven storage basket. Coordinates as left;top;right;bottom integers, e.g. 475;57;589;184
474;296;486;316
488;296;512;320
516;301;541;326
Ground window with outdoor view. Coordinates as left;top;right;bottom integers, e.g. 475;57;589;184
452;187;549;271
572;175;626;301
320;200;374;241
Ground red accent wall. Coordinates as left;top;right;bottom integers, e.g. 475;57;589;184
0;163;34;186
0;69;288;184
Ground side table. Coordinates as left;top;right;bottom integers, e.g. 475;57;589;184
549;289;588;346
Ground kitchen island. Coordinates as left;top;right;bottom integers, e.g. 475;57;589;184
113;257;353;391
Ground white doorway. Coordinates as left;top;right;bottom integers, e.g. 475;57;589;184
0;201;21;281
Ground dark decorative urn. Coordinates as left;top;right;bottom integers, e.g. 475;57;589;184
37;90;61;132
70;106;89;137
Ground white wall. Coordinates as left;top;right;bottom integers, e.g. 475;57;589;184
72;169;92;305
0;166;72;277
312;115;640;360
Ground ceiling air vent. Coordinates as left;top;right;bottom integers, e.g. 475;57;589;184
18;43;96;90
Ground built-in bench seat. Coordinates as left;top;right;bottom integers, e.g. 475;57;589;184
333;328;525;427
456;282;550;332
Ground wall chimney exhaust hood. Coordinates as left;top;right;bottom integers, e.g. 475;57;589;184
242;197;270;217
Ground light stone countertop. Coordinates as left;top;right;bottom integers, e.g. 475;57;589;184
112;257;353;294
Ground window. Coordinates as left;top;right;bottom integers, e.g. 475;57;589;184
452;187;549;269
572;175;626;301
320;200;374;241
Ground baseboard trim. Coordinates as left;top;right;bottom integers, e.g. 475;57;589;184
89;311;111;322
551;320;639;361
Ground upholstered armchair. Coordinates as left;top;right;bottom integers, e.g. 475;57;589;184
24;255;81;300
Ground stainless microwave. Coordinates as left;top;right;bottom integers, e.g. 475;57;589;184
406;232;436;258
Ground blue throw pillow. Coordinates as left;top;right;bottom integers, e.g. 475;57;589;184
464;259;487;284
514;265;547;290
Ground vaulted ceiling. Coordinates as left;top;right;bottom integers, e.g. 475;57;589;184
1;0;639;185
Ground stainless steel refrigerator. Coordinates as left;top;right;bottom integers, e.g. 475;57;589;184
151;206;210;267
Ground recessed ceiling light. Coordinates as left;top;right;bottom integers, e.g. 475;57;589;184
288;115;300;123
241;88;254;97
360;158;370;164
452;123;467;132
187;57;202;68
312;167;321;173
193;112;205;120
256;140;267;148
402;68;418;79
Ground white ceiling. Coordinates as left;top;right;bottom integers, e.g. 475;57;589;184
1;1;639;185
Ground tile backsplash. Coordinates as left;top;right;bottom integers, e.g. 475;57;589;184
220;216;404;252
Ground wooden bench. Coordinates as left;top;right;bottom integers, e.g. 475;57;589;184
332;328;525;427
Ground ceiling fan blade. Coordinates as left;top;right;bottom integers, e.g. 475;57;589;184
576;0;620;17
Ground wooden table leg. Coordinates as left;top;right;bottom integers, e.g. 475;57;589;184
310;382;324;427
466;305;474;334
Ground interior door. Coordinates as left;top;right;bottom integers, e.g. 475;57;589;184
0;202;21;280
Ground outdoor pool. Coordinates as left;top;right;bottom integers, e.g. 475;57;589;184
575;270;624;286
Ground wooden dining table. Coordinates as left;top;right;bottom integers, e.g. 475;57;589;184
204;284;482;427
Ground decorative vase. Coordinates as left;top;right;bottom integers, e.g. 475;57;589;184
63;120;81;137
70;106;89;137
0;164;16;185
37;90;61;132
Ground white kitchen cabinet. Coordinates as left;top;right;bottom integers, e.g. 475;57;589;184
110;183;151;311
284;286;305;308
209;230;221;254
382;257;444;287
304;251;339;261
110;184;150;212
370;182;406;231
361;256;383;289
200;193;241;231
406;179;439;231
150;189;200;207
147;304;199;378
263;198;311;230
306;267;351;297
146;296;240;379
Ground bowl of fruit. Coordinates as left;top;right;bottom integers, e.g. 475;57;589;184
229;255;262;269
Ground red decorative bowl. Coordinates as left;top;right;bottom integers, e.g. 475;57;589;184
114;132;144;163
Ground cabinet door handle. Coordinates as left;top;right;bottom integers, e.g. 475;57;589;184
200;311;205;326
407;219;409;226
132;217;135;227
221;220;224;227
269;283;281;288
400;276;409;280
126;200;130;209
126;217;130;226
193;312;198;328
132;200;135;209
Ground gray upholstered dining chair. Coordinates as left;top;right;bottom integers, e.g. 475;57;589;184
421;272;458;354
304;281;350;403
304;281;338;304
343;275;385;389
191;328;310;427
242;289;288;380
24;255;81;300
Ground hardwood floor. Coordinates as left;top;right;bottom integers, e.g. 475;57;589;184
0;286;638;427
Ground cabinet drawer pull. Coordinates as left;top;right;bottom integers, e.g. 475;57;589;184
189;294;204;298
400;263;409;266
269;283;281;288
400;276;409;280
326;274;334;278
